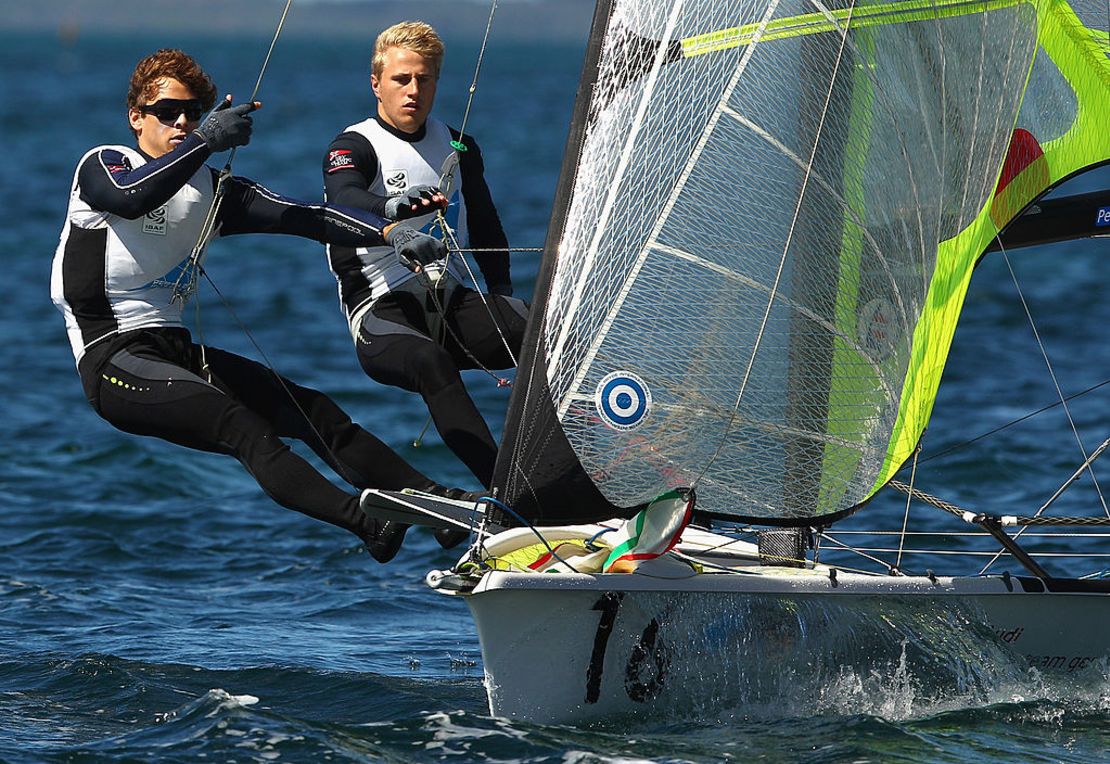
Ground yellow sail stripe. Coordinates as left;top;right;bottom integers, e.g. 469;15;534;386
680;0;1032;57
677;0;1110;510
818;28;880;515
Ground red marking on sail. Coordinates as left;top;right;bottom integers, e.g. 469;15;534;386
990;128;1050;230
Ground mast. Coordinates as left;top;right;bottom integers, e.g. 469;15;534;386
492;0;633;524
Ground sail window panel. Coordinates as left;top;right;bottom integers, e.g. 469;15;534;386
1018;48;1080;144
919;5;1037;238
556;253;793;507
546;0;810;383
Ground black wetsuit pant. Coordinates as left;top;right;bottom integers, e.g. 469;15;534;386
79;327;432;540
354;286;528;488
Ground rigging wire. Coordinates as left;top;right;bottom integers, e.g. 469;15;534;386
429;0;520;376
408;0;519;446
452;0;499;153
998;245;1110;517
977;434;1110;575
893;445;921;574
171;0;294;308
169;0;295;386
919;377;1110;463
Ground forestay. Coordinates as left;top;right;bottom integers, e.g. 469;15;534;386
494;0;1110;524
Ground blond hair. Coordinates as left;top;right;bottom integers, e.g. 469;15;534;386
371;21;445;79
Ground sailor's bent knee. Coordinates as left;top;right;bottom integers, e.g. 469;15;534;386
407;342;462;394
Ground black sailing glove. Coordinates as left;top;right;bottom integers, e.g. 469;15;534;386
389;226;447;273
384;185;445;221
195;98;255;153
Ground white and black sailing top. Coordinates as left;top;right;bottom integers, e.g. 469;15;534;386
323;115;510;330
52;132;393;366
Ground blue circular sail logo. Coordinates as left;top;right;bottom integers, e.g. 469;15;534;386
595;371;652;431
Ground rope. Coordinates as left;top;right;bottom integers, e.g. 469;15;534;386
171;0;294;307
453;246;543;253
1015;516;1110;527
999;247;1109;516
470;494;577;571
888;480;1110;527
452;0;499;152
887;480;969;519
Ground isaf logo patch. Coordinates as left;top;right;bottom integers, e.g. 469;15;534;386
143;205;168;236
384;169;408;195
326;149;355;174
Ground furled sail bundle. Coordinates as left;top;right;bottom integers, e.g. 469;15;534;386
493;0;1110;525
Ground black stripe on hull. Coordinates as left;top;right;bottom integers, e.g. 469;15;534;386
1019;577;1110;594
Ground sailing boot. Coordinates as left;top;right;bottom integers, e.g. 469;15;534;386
360;517;409;563
420;483;485;549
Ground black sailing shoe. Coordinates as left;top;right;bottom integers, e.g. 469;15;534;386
419;483;485;503
433;528;469;549
361;519;409;564
419;484;484;549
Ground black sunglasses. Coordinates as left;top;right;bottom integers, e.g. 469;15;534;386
138;98;205;123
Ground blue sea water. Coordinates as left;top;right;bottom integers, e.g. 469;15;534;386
3;24;1110;764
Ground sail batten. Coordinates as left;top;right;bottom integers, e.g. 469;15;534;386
493;0;1110;524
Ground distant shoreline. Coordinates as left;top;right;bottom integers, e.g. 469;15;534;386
4;0;596;42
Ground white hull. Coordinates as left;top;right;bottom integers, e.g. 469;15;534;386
435;529;1110;724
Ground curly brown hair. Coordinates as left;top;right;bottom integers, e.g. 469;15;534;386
127;49;218;118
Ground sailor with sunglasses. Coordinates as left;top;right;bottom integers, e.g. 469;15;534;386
51;49;472;562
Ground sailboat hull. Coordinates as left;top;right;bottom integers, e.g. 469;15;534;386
460;560;1110;724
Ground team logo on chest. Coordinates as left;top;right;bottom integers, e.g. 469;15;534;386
143;205;168;236
384;169;408;195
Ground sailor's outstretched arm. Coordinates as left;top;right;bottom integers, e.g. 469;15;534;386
215;176;393;246
77;135;212;220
